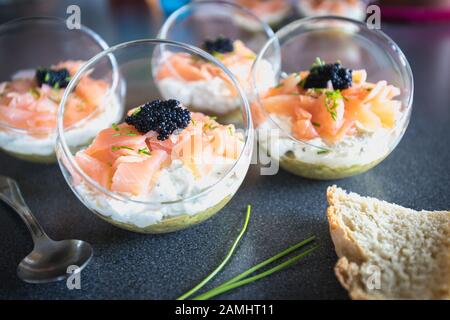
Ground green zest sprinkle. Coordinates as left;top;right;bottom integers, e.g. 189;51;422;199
324;89;343;121
111;146;134;152
177;205;252;300
138;148;151;156
312;122;321;127
317;150;329;155
112;123;120;131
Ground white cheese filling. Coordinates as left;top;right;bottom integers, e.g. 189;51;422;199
156;59;276;114
0;94;123;157
74;156;248;228
258;113;407;169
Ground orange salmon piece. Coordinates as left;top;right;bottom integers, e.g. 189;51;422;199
110;150;168;196
75;152;113;189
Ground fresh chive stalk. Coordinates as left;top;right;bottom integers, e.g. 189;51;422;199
192;245;320;300
176;205;252;300
201;235;316;291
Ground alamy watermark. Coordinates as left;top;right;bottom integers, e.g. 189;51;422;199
66;5;81;30
66;265;81;290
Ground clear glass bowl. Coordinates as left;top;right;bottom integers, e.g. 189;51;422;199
0;17;112;163
251;16;413;180
229;0;292;29
56;39;253;233
157;0;279;121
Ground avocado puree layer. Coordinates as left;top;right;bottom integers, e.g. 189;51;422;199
279;152;386;180
95;195;231;234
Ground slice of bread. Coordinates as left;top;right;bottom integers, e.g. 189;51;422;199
326;185;450;300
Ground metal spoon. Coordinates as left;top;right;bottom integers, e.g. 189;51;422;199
0;175;93;284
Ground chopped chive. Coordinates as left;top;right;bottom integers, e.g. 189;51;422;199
317;150;329;155
28;88;40;99
53;82;60;89
138;148;151;156
177;205;252;300
44;73;50;82
312;122;321;127
132;107;142;116
65;76;71;82
312;57;325;68
111;146;133;151
112;133;121;137
112;123;120;131
126;133;138;136
191;119;196;125
228;126;233;136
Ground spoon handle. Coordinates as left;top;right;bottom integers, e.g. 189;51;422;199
0;176;47;243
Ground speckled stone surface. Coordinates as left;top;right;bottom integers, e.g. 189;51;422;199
0;1;449;300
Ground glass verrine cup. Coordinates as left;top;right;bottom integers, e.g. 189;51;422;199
157;0;280;121
251;16;413;180
56;39;253;233
0;17;113;163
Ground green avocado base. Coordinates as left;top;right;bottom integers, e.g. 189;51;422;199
279;152;386;180
94;195;232;234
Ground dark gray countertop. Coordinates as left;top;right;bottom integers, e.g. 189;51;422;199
0;1;449;300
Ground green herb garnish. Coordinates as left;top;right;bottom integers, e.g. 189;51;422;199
53;82;60;89
112;133;121;137
324;89;343;121
177;205;252;300
111;146;133;152
126;133;138;137
44;73;50;82
311;57;326;68
112;123;120;131
132;107;142;116
138;148;151;156
317;150;329;155
28;88;40;99
227;126;234;136
312;122;321;127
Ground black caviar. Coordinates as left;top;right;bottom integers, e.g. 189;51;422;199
303;62;352;90
125;99;191;141
202;36;234;54
35;68;71;89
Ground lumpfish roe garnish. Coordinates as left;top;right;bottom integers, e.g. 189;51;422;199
203;36;234;54
303;63;352;90
35;68;71;89
125;99;191;141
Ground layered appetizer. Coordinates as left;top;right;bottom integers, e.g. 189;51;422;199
0;61;121;162
296;0;367;21
156;36;275;118
255;58;407;179
73;99;246;232
234;0;291;31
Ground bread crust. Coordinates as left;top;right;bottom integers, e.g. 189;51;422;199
326;185;450;300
